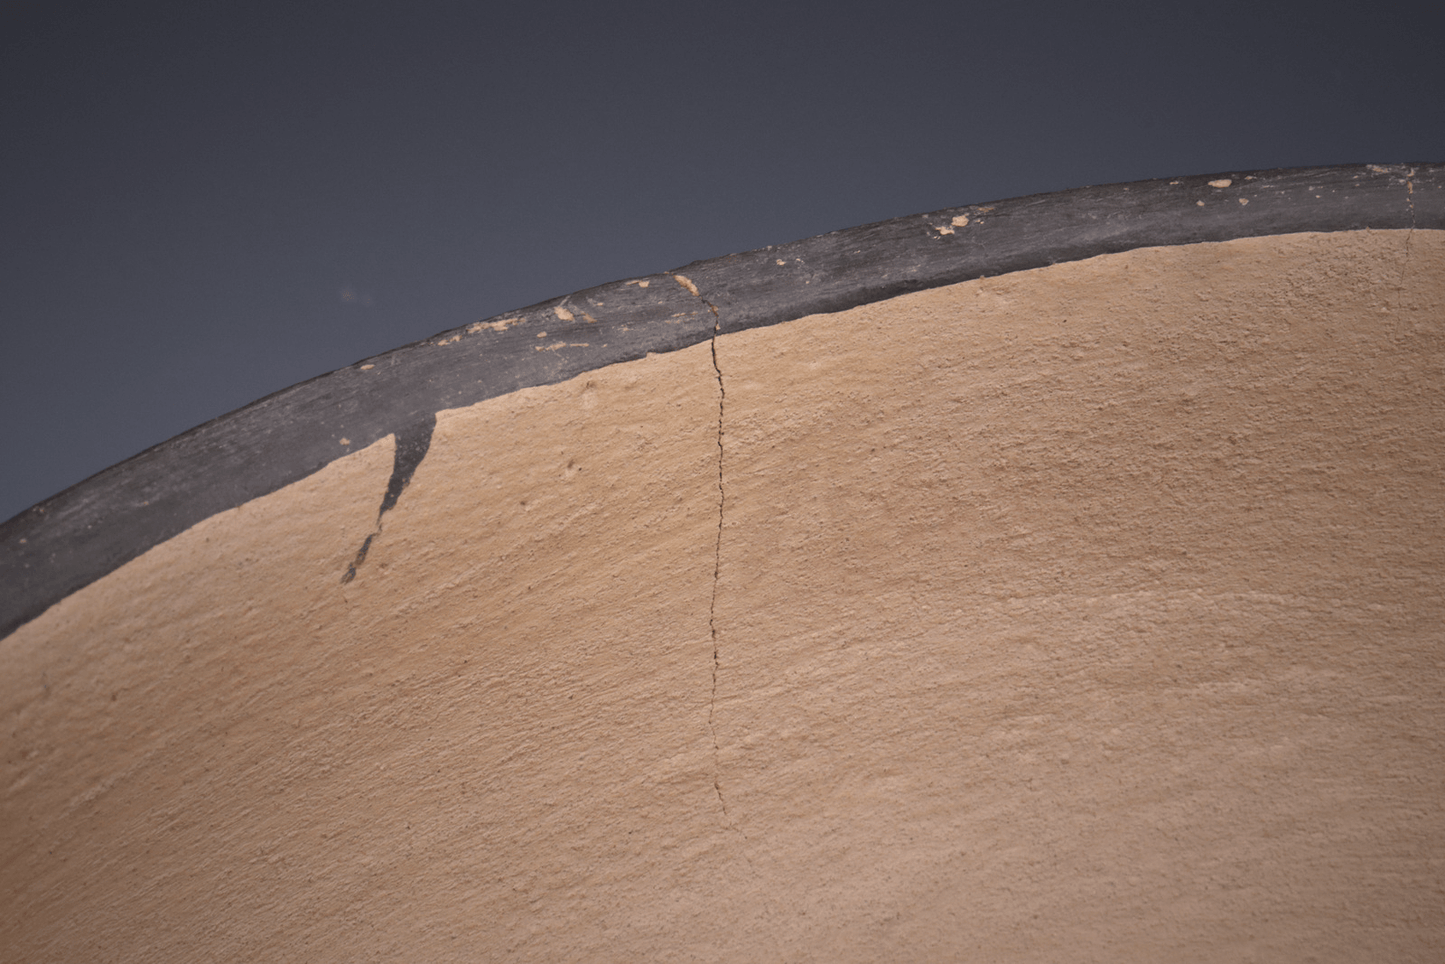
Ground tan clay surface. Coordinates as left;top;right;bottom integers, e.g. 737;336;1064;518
3;229;1443;961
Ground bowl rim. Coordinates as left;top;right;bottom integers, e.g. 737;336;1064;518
3;162;1440;639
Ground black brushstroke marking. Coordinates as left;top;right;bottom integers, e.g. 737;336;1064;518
380;415;436;516
342;534;377;584
342;414;435;584
4;164;1441;638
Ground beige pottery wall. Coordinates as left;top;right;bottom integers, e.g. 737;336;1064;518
3;229;1443;962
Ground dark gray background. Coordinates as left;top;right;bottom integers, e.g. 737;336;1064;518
3;0;1442;524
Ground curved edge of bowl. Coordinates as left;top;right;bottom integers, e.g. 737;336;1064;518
3;162;1441;639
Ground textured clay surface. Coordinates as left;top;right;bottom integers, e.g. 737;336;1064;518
3;229;1443;962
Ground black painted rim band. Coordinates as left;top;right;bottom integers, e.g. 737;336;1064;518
3;163;1441;639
